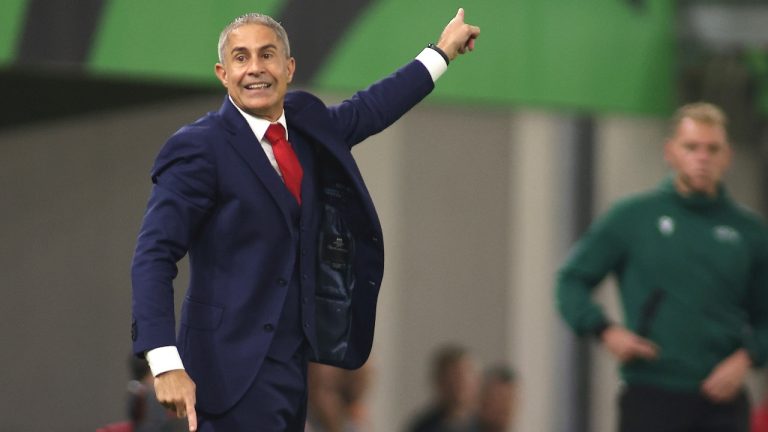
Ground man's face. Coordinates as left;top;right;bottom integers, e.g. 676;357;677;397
439;357;479;408
478;380;516;430
215;23;295;121
664;118;731;196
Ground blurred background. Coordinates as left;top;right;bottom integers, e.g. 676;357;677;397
2;0;768;431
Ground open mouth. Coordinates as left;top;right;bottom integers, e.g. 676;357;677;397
245;83;271;90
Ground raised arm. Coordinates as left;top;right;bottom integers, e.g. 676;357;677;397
328;8;480;147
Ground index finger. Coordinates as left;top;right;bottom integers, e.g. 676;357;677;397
186;399;198;431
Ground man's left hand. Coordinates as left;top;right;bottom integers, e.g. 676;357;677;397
436;8;481;61
700;348;751;403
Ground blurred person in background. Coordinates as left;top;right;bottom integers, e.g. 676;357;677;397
556;102;768;432
305;362;373;432
750;375;768;432
405;344;480;432
753;395;768;432
469;365;516;432
98;357;185;432
130;9;479;432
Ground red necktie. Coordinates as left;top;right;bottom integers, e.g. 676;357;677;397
265;123;303;205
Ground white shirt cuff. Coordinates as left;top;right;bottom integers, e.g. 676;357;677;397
146;346;185;377
416;47;448;82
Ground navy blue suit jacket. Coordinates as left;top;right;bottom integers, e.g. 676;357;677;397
131;59;434;413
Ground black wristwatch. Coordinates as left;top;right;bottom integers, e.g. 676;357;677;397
427;43;450;65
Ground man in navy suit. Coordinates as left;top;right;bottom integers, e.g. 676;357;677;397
131;9;479;431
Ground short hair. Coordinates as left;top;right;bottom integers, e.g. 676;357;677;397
431;344;469;383
218;13;291;63
670;102;728;138
482;364;516;386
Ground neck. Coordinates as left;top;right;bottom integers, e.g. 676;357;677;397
228;95;283;122
254;112;282;122
442;402;474;420
673;175;717;198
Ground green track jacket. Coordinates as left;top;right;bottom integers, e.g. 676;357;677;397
556;177;768;391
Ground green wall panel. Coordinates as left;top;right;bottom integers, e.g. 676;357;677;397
89;0;283;84
0;0;29;65
83;0;675;113
315;0;675;115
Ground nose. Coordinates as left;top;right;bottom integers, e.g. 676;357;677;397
695;147;711;163
246;56;264;75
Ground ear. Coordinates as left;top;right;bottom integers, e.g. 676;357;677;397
286;57;296;84
214;63;228;88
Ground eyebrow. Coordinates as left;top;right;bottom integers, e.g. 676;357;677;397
229;44;279;56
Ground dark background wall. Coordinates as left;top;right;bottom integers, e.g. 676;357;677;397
0;98;207;430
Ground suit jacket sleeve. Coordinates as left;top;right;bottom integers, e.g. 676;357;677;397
131;128;217;355
328;60;435;147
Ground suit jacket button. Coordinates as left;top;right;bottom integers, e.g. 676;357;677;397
277;278;287;286
264;324;274;332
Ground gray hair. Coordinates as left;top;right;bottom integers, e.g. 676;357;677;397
217;13;291;63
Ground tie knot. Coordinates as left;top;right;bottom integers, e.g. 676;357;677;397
265;123;286;145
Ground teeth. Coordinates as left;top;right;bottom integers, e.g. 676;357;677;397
246;83;270;89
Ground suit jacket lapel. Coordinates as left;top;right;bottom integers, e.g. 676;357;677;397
285;99;378;224
218;98;295;228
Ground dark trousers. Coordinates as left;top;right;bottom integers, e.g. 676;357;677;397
197;347;309;432
619;384;750;432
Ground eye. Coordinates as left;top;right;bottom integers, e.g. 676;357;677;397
262;52;274;59
235;54;246;62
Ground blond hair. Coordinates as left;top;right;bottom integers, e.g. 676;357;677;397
670;102;729;138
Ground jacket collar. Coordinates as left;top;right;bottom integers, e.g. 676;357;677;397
659;175;729;210
219;96;296;227
218;92;382;235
